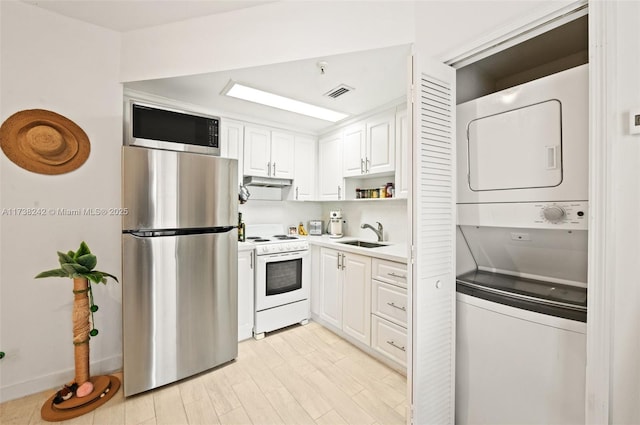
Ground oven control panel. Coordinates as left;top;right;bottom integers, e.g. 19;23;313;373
457;201;588;230
255;240;310;256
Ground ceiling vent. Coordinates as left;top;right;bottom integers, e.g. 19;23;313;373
324;84;354;99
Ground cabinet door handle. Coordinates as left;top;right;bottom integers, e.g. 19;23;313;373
386;340;406;352
366;158;370;173
386;302;406;312
267;161;271;176
272;162;276;176
388;272;406;279
296;186;299;200
341;253;345;270
250;252;253;269
360;158;365;174
338;185;341;200
337;253;341;270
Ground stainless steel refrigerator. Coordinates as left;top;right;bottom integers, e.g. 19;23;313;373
122;146;238;396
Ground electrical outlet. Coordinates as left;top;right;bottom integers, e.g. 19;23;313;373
630;108;640;135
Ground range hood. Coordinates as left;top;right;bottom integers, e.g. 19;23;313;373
243;175;292;188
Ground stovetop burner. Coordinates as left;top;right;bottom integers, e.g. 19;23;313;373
247;236;271;242
274;235;298;240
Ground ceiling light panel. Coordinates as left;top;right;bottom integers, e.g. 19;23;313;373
222;82;349;122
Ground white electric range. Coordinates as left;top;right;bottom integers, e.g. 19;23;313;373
245;225;310;339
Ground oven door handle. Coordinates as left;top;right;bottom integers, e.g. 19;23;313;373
259;251;309;262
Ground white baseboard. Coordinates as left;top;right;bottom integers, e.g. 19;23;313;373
0;354;122;403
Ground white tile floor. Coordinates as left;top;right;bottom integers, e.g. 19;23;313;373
0;321;407;425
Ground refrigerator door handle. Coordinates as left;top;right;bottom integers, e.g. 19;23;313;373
125;226;235;238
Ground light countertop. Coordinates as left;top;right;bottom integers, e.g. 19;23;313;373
238;242;256;252
238;235;408;263
304;235;408;264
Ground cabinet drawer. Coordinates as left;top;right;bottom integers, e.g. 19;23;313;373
372;280;407;327
371;315;407;367
372;258;407;288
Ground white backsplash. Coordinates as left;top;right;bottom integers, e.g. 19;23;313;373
239;199;408;243
321;201;408;243
239;200;323;232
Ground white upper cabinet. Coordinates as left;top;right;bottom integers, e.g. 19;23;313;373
366;109;396;175
342;108;396;177
244;126;271;177
395;106;409;198
343;123;366;177
318;132;344;200
291;135;317;201
243;126;295;179
220;119;244;186
270;131;295;179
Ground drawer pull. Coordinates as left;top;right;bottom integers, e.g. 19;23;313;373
386;302;406;312
386;340;406;352
387;272;406;279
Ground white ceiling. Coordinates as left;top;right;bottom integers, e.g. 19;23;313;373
125;44;411;134
21;0;410;134
21;0;274;32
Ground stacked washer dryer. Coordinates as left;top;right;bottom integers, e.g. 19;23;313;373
455;64;589;424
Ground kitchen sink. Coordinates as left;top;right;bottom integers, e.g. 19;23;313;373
338;240;386;248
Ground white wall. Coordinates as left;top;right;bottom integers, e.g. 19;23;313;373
120;1;415;82
0;1;122;402
417;0;578;61
610;2;640;423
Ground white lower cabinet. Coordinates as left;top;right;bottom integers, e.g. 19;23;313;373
370;258;407;367
238;249;254;341
318;247;371;345
371;315;407;367
319;248;342;328
342;252;372;345
372;279;408;327
316;248;407;369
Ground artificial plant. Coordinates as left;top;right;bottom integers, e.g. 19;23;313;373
35;241;118;388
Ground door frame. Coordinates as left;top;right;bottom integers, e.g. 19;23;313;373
439;1;611;423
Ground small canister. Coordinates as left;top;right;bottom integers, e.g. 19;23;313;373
372;188;379;198
379;186;387;198
386;182;394;198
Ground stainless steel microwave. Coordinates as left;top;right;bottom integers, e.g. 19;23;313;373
125;99;220;155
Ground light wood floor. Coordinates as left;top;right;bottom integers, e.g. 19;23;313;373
1;321;407;425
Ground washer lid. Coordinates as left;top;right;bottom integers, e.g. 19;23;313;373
457;269;587;308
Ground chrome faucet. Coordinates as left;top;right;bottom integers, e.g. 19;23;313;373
361;222;383;242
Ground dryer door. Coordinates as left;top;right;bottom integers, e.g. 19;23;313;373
467;99;562;191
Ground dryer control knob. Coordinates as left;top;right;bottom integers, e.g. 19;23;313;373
542;205;566;223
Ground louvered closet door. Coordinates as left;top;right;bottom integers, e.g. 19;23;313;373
410;53;456;425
